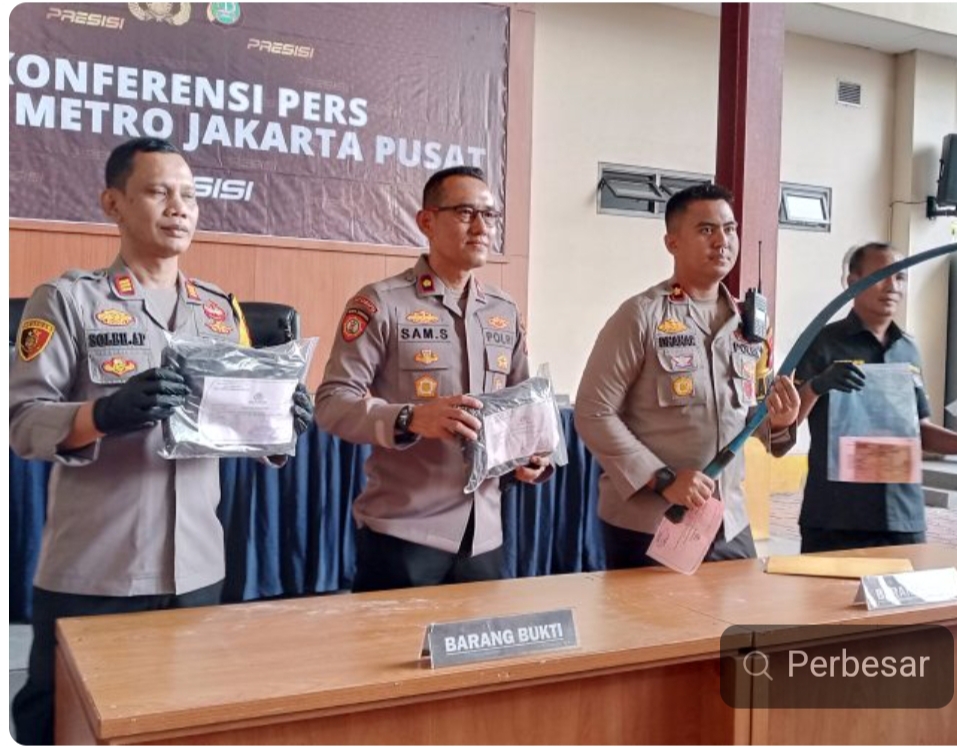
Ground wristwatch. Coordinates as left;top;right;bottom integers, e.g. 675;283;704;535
653;466;677;495
395;405;415;437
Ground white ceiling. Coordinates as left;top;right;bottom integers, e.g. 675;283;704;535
668;3;957;58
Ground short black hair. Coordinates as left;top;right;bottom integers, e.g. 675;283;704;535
664;183;734;230
422;166;487;208
105;137;181;190
846;241;896;277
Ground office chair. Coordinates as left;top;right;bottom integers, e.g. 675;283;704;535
240;301;301;348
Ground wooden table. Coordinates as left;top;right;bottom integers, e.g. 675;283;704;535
55;545;957;745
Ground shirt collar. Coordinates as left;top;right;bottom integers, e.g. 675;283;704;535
844;309;904;344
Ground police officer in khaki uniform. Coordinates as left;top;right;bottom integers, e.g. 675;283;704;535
315;166;551;592
9;138;313;744
574;184;800;568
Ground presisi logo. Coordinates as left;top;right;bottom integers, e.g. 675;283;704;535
46;7;126;28
247;38;315;59
194;176;255;201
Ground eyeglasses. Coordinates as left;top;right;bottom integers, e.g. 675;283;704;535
425;204;503;227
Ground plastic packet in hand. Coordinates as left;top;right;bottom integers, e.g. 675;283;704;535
462;373;568;494
159;333;318;459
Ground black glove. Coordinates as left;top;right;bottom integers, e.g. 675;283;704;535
92;367;190;435
292;383;314;436
810;361;866;396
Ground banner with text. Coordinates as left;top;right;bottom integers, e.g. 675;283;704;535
9;3;509;249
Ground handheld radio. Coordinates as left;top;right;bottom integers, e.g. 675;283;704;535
742;240;769;343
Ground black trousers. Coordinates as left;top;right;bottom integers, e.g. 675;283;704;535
352;506;503;593
12;581;223;746
601;519;756;570
801;528;926;554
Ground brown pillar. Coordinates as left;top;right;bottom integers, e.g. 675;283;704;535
715;3;786;308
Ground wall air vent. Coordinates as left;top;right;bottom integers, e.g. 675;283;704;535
837;80;862;107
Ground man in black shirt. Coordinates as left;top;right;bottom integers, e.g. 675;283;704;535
795;242;957;552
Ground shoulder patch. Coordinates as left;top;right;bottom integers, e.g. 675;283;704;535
342;309;371;342
18;319;56;362
350;295;378;315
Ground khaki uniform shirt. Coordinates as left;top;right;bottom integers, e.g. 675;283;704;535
10;256;249;596
315;255;530;555
574;280;792;540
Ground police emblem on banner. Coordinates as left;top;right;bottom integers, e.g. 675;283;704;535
128;2;192;25
18;319;55;362
207;2;240;26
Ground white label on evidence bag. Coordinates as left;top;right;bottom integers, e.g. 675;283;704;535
198;376;297;446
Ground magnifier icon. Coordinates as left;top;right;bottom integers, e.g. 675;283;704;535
743;650;773;680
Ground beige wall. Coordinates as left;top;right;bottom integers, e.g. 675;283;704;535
775;32;896;384
528;3;719;397
891;51;957;422
529;4;899;414
827;3;957;36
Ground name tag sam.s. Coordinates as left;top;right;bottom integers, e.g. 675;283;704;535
422;609;578;669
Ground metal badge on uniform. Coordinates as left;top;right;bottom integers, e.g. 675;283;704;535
419;274;436;293
203;301;227;322
17;319;55;362
205;320;233;335
351;295;378;315
487;316;509;330
101;356;137;376
415;349;439;365
415;374;439;398
669;353;695;371
407;310;439;324
493;373;507;391
95;309;134;327
341;309;370;342
741;378;757;406
669;284;687;302
497;353;509;371
185;279;201;301
113;274;135;297
657;318;688;335
671;375;694;397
